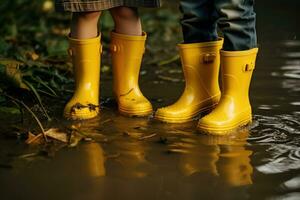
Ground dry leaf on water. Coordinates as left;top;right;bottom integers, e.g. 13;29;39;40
25;132;43;145
44;128;68;143
26;128;68;145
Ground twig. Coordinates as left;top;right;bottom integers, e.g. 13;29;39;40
158;75;182;83
23;80;51;121
2;93;48;142
101;118;113;125
139;133;157;140
158;55;180;66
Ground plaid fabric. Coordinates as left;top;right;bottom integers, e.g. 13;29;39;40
55;0;161;12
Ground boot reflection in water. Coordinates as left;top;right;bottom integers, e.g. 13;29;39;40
178;144;220;177
177;129;253;187
56;1;160;120
47;141;106;178
156;0;258;135
109;116;153;178
217;129;253;186
66;120;106;177
82;142;106;178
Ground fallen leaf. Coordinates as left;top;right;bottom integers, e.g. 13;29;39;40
25;132;43;145
26;51;39;61
45;128;68;143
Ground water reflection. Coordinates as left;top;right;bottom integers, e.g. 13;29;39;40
168;128;253;187
105;115;155;178
0;141;107;200
275;42;300;93
1;114;300;199
81;142;106;177
39;141;106;178
281;40;300;47
280;176;300;191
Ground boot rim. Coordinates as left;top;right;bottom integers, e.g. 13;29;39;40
110;31;147;41
68;34;101;44
178;37;224;49
221;48;259;57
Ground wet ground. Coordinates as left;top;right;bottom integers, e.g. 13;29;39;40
1;0;300;200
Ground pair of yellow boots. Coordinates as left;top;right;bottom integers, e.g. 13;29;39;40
65;33;258;135
64;32;152;120
156;38;259;135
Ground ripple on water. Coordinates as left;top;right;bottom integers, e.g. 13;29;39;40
281;40;300;47
250;114;300;174
280;176;300;191
282;79;300;92
290;102;300;106
271;52;300;93
268;192;300;200
281;64;300;79
258;104;280;111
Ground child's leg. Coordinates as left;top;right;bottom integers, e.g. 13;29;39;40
64;11;102;120
215;0;257;51
108;7;152;117
71;11;101;39
155;0;222;123
109;7;142;35
180;0;218;43
197;0;258;134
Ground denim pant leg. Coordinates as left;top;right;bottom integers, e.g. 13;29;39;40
214;0;257;51
180;0;218;43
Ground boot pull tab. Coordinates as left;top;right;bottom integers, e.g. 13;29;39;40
244;62;255;72
203;53;216;63
110;44;120;52
99;45;103;54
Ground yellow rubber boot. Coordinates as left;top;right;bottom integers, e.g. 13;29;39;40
110;32;152;117
64;36;101;120
155;39;224;123
197;48;259;135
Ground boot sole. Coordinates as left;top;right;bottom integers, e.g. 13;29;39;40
64;109;99;120
119;107;153;117
197;116;252;136
154;103;217;124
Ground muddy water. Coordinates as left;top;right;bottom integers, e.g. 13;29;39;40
1;1;300;200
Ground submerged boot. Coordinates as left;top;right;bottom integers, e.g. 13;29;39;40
155;39;224;123
110;32;152;117
197;48;259;135
64;36;101;120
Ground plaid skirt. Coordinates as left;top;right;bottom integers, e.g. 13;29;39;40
55;0;161;12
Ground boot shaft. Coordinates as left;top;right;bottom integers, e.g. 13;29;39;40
68;36;101;89
178;38;223;97
69;36;101;62
220;48;258;101
110;32;146;95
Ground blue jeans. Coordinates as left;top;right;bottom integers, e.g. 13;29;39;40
180;0;257;51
